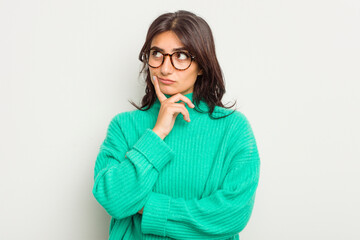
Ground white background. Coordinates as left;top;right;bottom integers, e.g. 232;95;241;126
1;0;359;239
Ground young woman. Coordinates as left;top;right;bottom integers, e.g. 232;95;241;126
93;10;260;240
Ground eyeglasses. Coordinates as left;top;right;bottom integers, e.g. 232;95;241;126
146;49;195;71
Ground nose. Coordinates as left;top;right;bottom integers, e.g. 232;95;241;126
160;54;174;75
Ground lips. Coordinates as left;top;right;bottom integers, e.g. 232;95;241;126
158;77;175;85
158;77;175;82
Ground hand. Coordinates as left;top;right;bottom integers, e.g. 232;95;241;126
151;76;195;139
138;207;144;215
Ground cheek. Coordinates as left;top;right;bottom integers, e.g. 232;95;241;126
149;69;157;78
186;70;199;82
188;65;201;79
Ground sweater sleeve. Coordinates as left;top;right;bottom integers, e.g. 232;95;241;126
140;114;260;239
92;114;175;220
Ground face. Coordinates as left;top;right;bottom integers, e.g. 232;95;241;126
148;31;203;96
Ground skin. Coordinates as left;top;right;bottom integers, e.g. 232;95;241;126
137;31;202;215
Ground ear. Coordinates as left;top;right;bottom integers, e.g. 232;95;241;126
198;69;203;76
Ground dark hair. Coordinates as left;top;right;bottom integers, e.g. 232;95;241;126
129;10;237;119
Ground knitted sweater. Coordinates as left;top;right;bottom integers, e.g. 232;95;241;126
92;92;260;240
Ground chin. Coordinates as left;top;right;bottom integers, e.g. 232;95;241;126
160;88;177;96
160;86;190;96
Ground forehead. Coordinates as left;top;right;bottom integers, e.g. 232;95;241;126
150;31;185;50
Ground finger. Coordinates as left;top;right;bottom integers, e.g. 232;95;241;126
168;93;195;109
172;102;191;121
152;75;167;103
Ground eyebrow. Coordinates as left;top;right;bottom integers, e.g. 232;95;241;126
149;46;188;52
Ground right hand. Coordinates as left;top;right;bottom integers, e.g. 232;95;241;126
151;76;195;139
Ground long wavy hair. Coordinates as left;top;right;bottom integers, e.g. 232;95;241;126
129;10;237;119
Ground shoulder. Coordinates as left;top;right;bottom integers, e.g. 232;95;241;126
213;106;251;127
213;106;256;142
105;110;135;130
110;109;139;125
229;110;252;130
219;109;259;163
108;108;153;129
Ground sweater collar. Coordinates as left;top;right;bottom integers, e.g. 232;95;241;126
150;92;209;119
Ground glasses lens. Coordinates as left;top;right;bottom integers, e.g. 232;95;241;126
172;51;192;70
148;50;163;68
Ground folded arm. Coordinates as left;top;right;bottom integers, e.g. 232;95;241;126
92;114;174;219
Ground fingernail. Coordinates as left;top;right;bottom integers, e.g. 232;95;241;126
152;76;156;81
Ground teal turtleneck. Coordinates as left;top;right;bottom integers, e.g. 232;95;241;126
92;90;261;239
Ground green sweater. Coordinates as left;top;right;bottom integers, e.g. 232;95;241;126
92;92;260;240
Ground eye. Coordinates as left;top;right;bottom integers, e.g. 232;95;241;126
151;50;163;58
174;51;190;60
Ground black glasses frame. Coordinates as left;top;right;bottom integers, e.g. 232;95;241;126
146;50;196;71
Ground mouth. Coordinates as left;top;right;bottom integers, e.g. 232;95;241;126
158;77;175;84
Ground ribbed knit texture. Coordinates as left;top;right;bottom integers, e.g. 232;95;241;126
92;92;260;240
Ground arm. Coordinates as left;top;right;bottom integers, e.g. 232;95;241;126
140;114;260;239
92;114;174;220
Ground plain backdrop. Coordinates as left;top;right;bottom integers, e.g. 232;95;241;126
1;0;359;239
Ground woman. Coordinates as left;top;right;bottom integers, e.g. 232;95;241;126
93;10;260;240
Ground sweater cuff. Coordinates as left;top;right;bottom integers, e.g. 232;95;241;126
141;192;171;236
126;128;174;172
